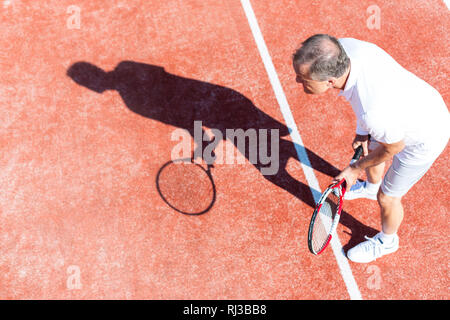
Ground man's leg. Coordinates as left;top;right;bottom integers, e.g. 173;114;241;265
347;134;448;263
346;188;402;263
377;190;404;235
366;161;385;184
347;156;433;263
366;138;385;184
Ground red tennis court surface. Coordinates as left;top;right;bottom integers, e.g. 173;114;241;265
0;0;448;300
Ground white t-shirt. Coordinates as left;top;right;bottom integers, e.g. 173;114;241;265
338;38;449;164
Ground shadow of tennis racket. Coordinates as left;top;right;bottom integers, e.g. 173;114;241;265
156;157;216;216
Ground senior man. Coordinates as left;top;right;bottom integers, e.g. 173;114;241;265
292;34;449;263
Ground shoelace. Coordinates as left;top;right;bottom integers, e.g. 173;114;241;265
362;236;383;259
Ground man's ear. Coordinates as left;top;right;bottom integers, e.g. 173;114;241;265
327;78;335;88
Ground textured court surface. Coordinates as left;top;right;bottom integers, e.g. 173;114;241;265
0;0;448;299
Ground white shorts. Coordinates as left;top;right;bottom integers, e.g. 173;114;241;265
368;137;447;198
380;156;434;197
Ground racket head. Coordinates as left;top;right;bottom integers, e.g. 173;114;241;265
156;158;216;215
308;180;346;255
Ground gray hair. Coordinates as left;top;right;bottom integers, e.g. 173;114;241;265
292;34;350;81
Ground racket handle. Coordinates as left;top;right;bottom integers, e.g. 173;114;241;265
350;145;363;165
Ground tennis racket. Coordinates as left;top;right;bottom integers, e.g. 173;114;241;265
307;145;363;255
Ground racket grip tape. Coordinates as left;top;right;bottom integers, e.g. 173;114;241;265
350;145;363;165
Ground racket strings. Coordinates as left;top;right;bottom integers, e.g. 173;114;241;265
310;187;342;253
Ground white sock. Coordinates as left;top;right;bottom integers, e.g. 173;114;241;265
365;180;381;193
378;231;396;244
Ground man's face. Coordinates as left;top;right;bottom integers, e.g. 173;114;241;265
293;62;330;95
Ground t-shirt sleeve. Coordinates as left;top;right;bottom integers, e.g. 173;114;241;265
362;111;405;144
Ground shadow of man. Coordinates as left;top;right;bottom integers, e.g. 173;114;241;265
67;60;378;249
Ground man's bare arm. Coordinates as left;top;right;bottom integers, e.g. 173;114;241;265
351;140;405;170
333;139;405;187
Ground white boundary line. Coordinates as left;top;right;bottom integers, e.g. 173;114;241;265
239;0;363;300
444;0;450;10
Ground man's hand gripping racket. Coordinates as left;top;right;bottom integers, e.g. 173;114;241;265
307;146;363;255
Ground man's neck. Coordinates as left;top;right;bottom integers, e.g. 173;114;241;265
335;63;351;90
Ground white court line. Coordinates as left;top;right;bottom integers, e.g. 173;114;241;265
444;0;450;10
239;0;363;300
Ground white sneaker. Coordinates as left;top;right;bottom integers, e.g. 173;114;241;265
347;232;399;263
344;180;378;200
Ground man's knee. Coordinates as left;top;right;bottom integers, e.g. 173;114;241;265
377;188;402;208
